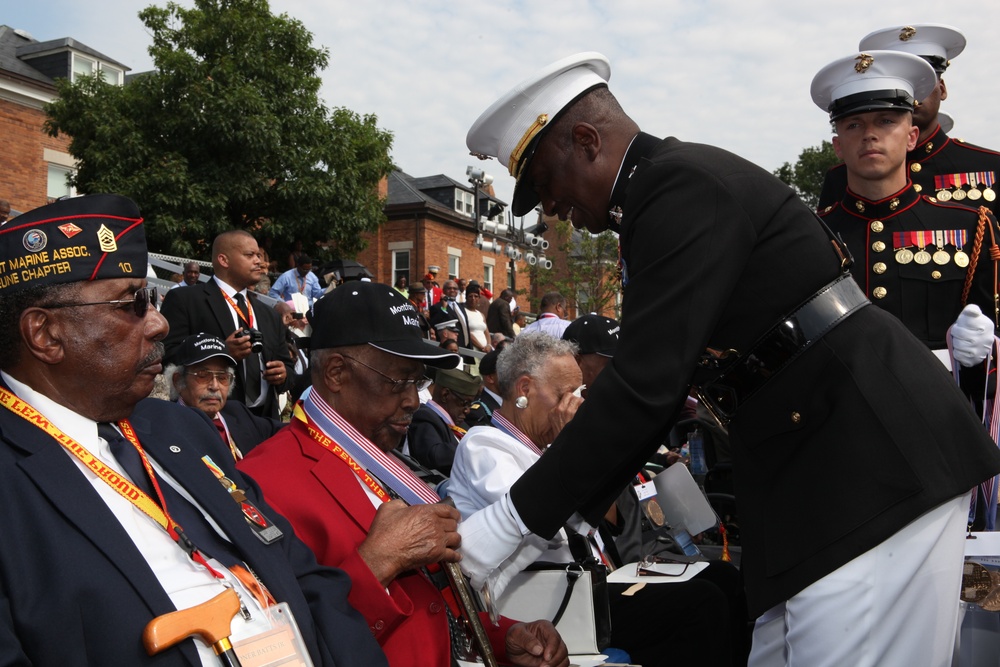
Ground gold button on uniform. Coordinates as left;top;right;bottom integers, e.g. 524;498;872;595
871;220;884;233
872;241;886;253
932;271;942;279
911;163;922;173
914;183;923;192
873;286;887;299
791;412;802;424
873;262;887;274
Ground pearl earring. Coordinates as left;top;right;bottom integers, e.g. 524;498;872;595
515;396;528;409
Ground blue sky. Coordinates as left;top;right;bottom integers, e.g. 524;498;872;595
8;2;1000;211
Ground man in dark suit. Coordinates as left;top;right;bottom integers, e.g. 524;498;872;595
466;346;503;428
486;288;516;338
428;279;472;349
167;332;284;460
458;52;1000;666
161;230;293;419
406;367;482;475
0;195;386;666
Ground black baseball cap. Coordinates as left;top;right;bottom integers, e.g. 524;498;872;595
175;333;237;366
310;281;459;369
562;314;620;357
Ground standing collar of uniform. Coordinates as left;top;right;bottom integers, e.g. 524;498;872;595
909;123;949;163
841;181;921;220
606;132;662;232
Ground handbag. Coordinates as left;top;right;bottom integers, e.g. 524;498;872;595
492;532;612;655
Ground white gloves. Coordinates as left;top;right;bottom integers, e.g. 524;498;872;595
458;493;528;593
951;304;995;367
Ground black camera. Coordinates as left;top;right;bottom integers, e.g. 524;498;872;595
238;327;264;354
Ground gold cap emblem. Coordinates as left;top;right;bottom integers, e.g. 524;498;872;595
97;224;118;253
855;53;874;73
899;26;916;41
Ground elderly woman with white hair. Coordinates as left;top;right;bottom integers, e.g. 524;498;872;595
447;332;735;667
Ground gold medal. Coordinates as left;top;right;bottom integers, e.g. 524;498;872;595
962;562;1000;612
933;250;950;265
969;188;983;200
952;188;967;201
937;189;952;202
914;250;931;264
985;188;996;202
643;499;665;527
896;248;914;264
955;251;970;267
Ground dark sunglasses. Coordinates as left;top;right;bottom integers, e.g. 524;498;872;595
43;287;157;318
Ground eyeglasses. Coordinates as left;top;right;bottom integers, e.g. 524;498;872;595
341;354;432;393
43;287;158;318
185;369;235;384
450;392;476;409
635;554;691;578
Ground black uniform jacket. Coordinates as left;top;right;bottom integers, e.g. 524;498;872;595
218;398;286;458
508;134;1000;616
819;124;1000;215
0;395;387;666
407;403;461;476
820;183;997;347
466;391;501;429
161;281;293;419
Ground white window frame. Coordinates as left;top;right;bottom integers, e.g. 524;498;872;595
482;264;494;294
71;53;123;85
455;189;474;217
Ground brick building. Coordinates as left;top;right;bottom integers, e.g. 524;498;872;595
357;170;551;300
0;25;129;216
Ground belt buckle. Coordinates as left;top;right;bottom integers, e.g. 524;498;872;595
695;386;733;428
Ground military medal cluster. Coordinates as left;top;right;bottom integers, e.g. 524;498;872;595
934;172;997;202
892;230;970;267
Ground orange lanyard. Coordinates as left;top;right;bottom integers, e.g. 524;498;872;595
0;387;228;579
220;289;255;329
293;403;392;502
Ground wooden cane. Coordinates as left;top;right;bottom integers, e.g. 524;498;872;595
143;588;244;667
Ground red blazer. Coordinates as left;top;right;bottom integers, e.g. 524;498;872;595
238;418;514;667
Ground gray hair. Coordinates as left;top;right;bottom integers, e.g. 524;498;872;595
166;363;234;401
496;332;577;399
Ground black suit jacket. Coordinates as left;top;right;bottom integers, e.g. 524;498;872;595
428;300;472;348
0;395;387;666
486;299;515;338
161;281;293;419
406;404;461;476
465;390;500;429
219;399;286;458
509;135;1000;616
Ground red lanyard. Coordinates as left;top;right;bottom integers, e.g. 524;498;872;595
220;289;255;329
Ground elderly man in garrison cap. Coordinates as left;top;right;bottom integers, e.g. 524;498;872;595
0;195;387;665
455;52;1000;666
406;366;483;476
818;24;1000;215
166;332;284;461
238;281;568;667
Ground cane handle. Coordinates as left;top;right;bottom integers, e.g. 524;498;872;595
143;588;241;655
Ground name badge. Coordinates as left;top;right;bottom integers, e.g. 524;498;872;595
234;602;313;667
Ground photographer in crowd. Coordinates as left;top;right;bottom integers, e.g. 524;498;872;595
162;230;293;419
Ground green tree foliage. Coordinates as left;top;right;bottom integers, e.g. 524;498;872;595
44;0;394;259
773;140;840;209
537;219;621;319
